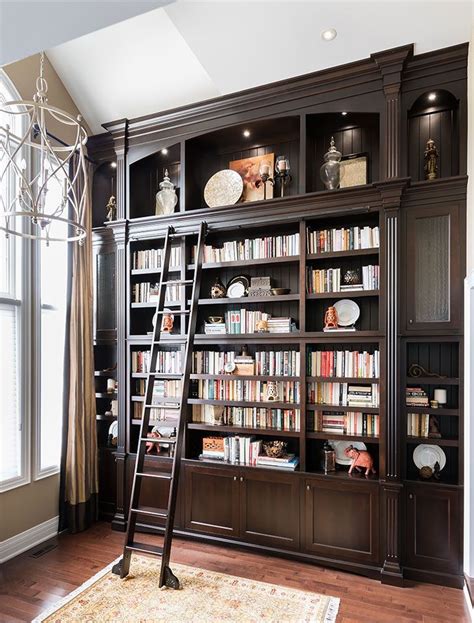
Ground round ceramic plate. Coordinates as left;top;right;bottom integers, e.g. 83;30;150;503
204;169;243;208
227;275;249;298
413;444;446;471
108;420;118;439
329;440;367;466
334;298;360;326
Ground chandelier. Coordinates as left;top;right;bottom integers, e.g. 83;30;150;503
0;52;88;243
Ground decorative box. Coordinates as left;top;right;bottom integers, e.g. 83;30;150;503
248;276;273;297
203;437;225;453
235;362;255;375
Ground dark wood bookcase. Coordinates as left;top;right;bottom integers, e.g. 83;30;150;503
88;42;467;588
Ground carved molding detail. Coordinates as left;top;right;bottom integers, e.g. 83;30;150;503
381;483;403;582
386;213;399;479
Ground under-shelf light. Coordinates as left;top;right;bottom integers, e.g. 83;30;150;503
428;93;437;102
161;148;169;155
243;129;251;138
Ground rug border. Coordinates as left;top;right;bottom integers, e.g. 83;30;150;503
32;555;340;623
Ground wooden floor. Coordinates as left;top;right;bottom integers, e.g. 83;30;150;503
0;521;469;623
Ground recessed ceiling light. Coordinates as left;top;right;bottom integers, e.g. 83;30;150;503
243;129;251;138
428;93;436;102
161;148;169;155
110;161;117;169
341;111;347;116
321;28;337;41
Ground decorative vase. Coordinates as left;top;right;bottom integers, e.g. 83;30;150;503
155;169;178;216
343;269;361;286
210;278;226;299
320;137;343;190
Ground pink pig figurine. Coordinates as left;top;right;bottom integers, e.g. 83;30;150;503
344;445;376;476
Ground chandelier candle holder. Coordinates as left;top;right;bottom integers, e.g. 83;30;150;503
255;160;274;200
0;52;88;244
275;155;292;197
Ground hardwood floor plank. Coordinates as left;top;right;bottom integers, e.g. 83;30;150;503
0;521;469;623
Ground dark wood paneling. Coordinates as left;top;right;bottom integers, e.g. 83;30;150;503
304;478;380;564
405;483;462;575
184;465;240;537
240;470;299;549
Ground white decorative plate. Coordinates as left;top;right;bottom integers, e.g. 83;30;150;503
204;170;243;208
329;440;367;466
227;282;246;298
334;298;360;326
413;444;446;471
108;420;118;439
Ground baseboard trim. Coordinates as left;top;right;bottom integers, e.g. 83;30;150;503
0;516;59;564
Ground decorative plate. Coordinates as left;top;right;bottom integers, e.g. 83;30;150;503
224;361;236;373
413;444;446;471
227;275;250;298
108;420;118;439
334;298;360;327
204;170;243;208
329;440;367;466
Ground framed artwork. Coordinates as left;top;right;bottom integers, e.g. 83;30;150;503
340;153;368;188
229;153;275;202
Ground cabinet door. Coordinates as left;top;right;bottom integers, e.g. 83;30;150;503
405;484;461;574
184;465;240;537
304;478;380;564
405;204;462;331
93;243;117;339
240;470;300;549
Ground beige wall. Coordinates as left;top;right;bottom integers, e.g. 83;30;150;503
0;53;86;544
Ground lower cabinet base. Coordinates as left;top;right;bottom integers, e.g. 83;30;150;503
404;566;464;589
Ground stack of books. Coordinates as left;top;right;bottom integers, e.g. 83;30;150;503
307;382;379;408
361;265;380;290
204;322;226;335
267;317;292;333
221;311;293;334
406;387;429;407
347;384;377;407
407;413;430;437
256;454;299;470
318;412;345;434
306;225;380;254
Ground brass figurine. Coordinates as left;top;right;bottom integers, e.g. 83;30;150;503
424;138;439;181
106;195;116;222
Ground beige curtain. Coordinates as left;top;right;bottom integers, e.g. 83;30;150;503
59;158;98;533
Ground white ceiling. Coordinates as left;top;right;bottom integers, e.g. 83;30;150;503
45;0;474;134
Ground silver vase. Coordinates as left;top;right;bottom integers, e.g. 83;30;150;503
320;137;343;190
155;169;178;216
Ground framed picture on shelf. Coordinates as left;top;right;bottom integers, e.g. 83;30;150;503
340;153;368;188
229;153;275;202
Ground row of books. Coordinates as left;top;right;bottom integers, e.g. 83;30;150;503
306;265;379;294
135;379;181;398
132;247;182;270
200;436;299;470
131;350;183;374
306;225;380;254
312;411;380;437
406;387;429;407
192;379;300;403
192;404;300;431
307;349;380;379
192;349;299;376
132;282;183;304
407;412;431;438
193;233;300;263
205;312;293;335
307;382;379;408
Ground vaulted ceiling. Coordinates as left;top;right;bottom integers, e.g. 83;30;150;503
44;1;473;134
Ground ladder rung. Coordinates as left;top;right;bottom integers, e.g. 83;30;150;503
136;472;172;480
161;280;193;285
140;437;177;444
148;373;183;379
131;507;168;518
155;310;190;315
126;542;164;556
154;338;187;344
145;400;180;407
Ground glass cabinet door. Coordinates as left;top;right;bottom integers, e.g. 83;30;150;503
405;204;462;331
93;244;117;339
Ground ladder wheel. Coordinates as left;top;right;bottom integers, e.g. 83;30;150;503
163;565;180;589
111;559;123;576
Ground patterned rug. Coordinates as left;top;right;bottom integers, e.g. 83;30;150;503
33;554;340;622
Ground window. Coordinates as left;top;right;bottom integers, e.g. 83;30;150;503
0;69;67;489
0;70;29;491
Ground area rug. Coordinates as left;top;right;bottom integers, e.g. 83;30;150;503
33;554;340;622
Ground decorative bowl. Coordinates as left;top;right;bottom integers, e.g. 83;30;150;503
271;287;290;295
208;316;224;324
262;440;287;458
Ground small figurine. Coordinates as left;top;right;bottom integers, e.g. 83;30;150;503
146;429;161;454
424;138;439;181
344;445;376;476
433;460;441;481
428;415;442;438
106;195;116;222
161;312;174;333
266;381;279;402
210;278;226;299
324;306;339;330
256;318;269;333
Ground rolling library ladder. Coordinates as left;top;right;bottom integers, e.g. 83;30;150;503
112;222;206;588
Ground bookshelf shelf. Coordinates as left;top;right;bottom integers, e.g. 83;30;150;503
188;398;300;409
183;457;300;474
306;248;380;261
131;300;182;309
96;414;117;421
307;404;379;414
191;374;299;381
131;267;180;275
187;423;300;437
405;436;459;447
95;392;116;399
405;377;460;385
403;406;459;416
307;431;380;443
307;290;379;299
198;294;300;305
306;376;379;384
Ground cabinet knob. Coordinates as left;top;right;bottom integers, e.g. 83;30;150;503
233;476;237;481
240;476;244;482
409;493;413;500
409;319;413;324
306;484;310;491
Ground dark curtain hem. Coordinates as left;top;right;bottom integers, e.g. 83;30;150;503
62;493;99;534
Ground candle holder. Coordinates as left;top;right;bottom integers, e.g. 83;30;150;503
275;155;292;197
255;160;274;200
